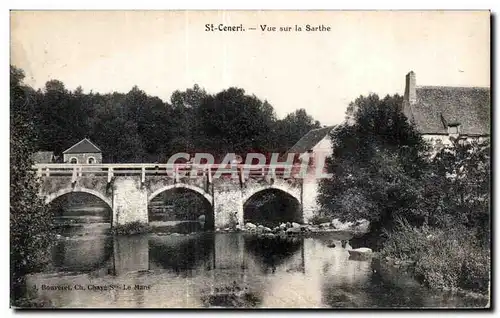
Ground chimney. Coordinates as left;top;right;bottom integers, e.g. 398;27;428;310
404;71;416;104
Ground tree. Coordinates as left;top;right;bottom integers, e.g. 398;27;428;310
12;67;323;164
425;138;491;244
195;87;278;159
10;65;53;304
90;100;146;163
275;109;321;153
318;94;430;237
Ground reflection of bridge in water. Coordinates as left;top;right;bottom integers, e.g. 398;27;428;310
34;163;322;228
31;232;376;308
51;233;305;277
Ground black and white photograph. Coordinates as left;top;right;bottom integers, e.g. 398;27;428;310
9;10;491;309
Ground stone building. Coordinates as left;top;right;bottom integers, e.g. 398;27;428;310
284;126;336;164
284;126;336;217
62;138;102;164
402;71;490;150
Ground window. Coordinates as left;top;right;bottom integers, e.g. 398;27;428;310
448;126;459;134
448;122;460;136
70;157;78;164
88;157;95;164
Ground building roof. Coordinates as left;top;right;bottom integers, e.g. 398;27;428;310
32;151;54;163
63;138;102;154
405;86;490;136
284;126;335;157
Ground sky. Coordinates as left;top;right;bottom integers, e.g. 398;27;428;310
10;10;490;126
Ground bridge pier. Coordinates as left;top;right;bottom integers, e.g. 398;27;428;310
302;178;319;223
213;178;244;229
112;176;148;226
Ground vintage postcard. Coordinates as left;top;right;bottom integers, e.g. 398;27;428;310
10;10;491;309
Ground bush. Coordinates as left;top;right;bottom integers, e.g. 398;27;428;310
309;214;332;225
11;66;54;305
380;220;490;294
111;221;150;236
459;248;490;293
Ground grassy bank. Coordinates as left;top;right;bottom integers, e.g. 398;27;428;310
378;221;490;295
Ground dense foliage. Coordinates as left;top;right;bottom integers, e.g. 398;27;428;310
318;94;430;236
26;78;321;162
319;93;491;293
380;221;490;293
10;66;54;303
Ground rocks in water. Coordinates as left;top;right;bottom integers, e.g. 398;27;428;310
279;223;287;230
327;241;336;248
308;226;319;232
331;218;353;230
331;218;370;232
348;247;373;261
353;219;370;234
245;222;257;229
292;222;301;228
286;227;301;234
300;225;311;232
350;247;372;254
341;240;348;248
319;222;331;229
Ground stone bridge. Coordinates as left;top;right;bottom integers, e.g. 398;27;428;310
34;163;320;228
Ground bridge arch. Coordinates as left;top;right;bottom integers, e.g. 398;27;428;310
242;185;302;227
45;187;113;210
148;184;213;205
242;185;301;207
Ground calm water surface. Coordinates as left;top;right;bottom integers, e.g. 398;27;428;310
25;224;488;308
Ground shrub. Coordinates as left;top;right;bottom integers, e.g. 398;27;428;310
111;221;150;236
309;214;332;225
380;220;490;294
459;248;490;293
378;220;431;262
11;66;54;305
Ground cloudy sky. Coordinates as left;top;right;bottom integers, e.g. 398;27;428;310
10;11;490;125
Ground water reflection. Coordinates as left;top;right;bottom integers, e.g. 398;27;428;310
51;235;113;273
149;234;214;273
243;235;304;273
25;230;488;308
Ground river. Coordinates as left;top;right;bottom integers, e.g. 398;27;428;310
23;223;488;308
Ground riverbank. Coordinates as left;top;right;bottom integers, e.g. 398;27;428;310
376;255;489;304
375;223;490;303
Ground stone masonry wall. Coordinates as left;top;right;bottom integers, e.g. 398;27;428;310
112;176;148;225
